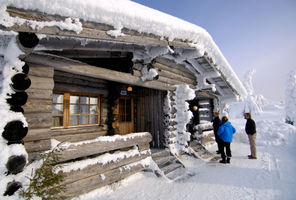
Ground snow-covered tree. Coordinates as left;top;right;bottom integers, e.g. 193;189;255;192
285;71;296;126
226;69;267;118
243;69;267;114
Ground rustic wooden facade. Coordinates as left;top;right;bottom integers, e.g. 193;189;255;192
0;5;245;198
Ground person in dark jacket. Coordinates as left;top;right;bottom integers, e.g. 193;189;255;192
244;113;257;159
217;116;236;164
212;112;222;154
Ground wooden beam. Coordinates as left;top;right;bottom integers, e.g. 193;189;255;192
154;57;196;79
59;151;150;185
55;132;152;163
25;53;175;91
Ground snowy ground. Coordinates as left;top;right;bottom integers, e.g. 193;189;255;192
75;102;296;200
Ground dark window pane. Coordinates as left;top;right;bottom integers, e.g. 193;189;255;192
80;115;88;125
90;115;98;124
80;96;89;104
69;116;79;126
52;116;63;127
80;105;89;114
119;99;131;122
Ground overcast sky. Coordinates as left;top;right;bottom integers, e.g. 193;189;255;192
132;0;296;101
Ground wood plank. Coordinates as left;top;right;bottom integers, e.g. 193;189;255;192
54;83;109;97
59;150;150;185
154;58;196;79
24;112;52;129
55;132;152;162
54;70;108;85
51;126;107;136
29;75;54;90
24;139;51;153
24;98;52;113
54;75;107;88
53;131;107;143
24;128;51;142
153;63;197;85
26;88;52;100
25;54;175;91
63;161;147;198
27;63;54;78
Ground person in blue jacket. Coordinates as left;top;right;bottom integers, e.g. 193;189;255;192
217;116;236;164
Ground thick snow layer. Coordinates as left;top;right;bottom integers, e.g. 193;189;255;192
170;85;195;155
1;0;247;99
52;132;150;150
73;101;296;200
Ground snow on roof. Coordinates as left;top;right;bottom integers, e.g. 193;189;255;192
1;0;247;99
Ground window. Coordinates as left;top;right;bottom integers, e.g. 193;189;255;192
52;92;100;128
119;98;132;122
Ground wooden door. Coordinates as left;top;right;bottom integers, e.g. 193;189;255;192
135;88;166;148
118;96;134;135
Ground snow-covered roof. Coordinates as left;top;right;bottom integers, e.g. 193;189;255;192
0;0;247;99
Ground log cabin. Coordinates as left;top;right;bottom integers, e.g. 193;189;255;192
0;0;247;198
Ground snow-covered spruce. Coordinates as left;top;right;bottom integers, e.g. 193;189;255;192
285;71;296;126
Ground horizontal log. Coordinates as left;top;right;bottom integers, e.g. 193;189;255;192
51;126;107;136
24;112;52;129
26;88;52;100
133;69;195;88
24;139;51;153
54;70;109;85
153;62;196;83
55;132;152;163
24;98;52;113
154;58;196;79
63;160;147;198
53;131;107;143
54;75;107;89
27;63;54;78
24;128;51;142
29;75;54;90
58;150;150;185
25;54;175;91
54;82;109;97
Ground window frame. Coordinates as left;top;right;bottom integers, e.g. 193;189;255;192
52;91;101;128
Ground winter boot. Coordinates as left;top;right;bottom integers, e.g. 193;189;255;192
219;158;226;164
226;157;231;164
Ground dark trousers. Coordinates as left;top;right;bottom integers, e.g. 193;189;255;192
215;133;223;152
220;142;231;160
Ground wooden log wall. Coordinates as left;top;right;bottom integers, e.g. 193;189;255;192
54;132;152;198
133;58;197;90
23;63;53;162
